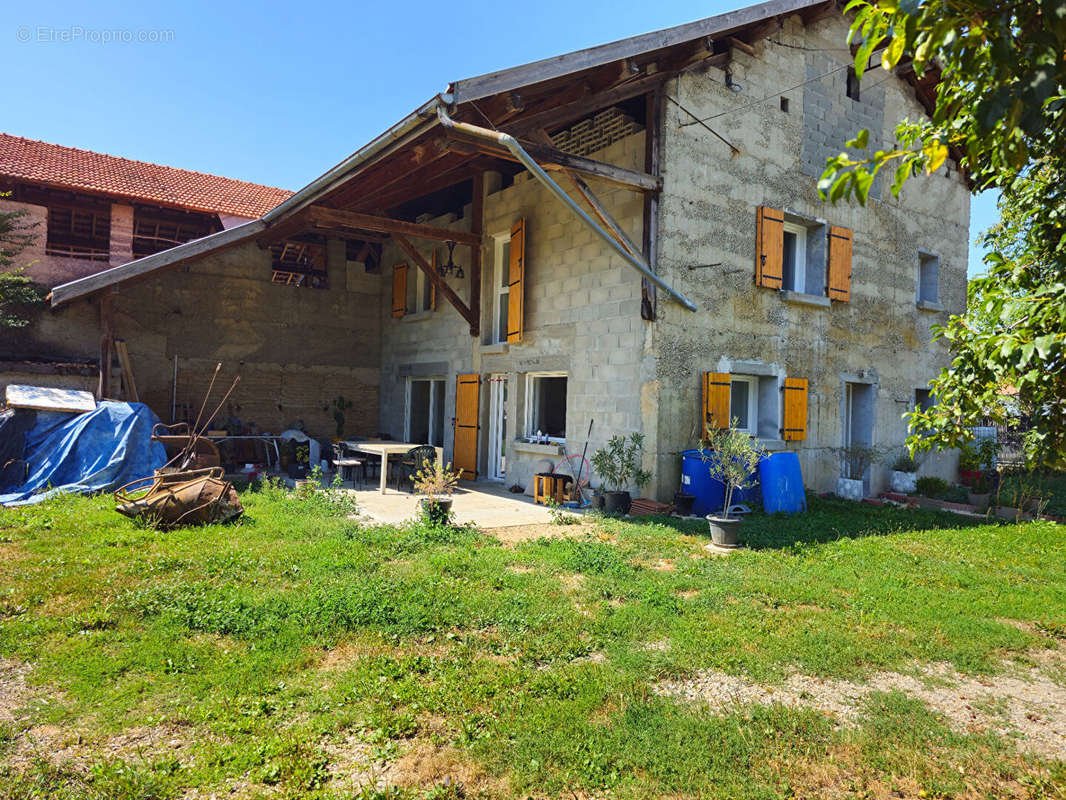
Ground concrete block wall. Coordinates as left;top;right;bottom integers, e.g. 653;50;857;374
377;133;650;492
648;11;970;498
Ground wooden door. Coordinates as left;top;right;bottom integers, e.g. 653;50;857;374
453;373;480;480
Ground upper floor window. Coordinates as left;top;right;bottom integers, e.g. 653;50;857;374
271;240;327;288
917;251;939;305
487;233;512;345
781;222;809;293
47;203;110;261
846;68;861;101
132;207;218;259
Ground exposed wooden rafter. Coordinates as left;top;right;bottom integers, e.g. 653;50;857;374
258;207;483;249
444;131;662;192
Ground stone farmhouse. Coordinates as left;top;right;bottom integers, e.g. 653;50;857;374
39;0;967;498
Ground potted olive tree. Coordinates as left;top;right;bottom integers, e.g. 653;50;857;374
889;451;919;494
413;460;461;525
590;433;651;515
699;420;765;547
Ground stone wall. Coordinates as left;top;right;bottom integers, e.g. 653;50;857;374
648;12;970;497
377;133;649;492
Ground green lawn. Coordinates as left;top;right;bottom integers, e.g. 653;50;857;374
0;485;1063;799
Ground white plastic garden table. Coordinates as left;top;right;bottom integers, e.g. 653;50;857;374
345;441;443;494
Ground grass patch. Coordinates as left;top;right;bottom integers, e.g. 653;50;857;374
0;486;1063;798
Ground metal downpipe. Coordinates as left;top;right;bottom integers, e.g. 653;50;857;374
435;106;697;312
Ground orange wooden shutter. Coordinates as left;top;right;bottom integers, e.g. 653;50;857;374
507;218;526;344
701;372;731;434
392;263;407;318
429;250;437;311
756;206;784;289
827;226;853;301
453;373;480;480
782;377;809;441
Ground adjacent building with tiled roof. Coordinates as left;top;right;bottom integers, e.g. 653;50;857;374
0;133;291;219
0;132;292;288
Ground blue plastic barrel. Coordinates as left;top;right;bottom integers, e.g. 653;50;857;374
681;449;758;517
758;451;807;514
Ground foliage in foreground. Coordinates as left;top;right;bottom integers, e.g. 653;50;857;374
0;488;1063;798
819;1;1066;468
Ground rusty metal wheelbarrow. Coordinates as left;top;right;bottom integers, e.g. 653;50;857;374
114;467;243;529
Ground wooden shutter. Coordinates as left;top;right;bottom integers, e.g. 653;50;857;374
782;377;809;441
755;206;784;289
827;226;853;301
429;250;437;311
701;372;731;434
507;218;525;344
392;263;407;318
453;373;480;480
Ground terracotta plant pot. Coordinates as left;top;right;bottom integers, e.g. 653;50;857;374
603;491;631;515
419;497;453;525
673;492;696;517
706;515;741;547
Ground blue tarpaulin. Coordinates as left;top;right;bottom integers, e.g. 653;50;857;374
0;401;166;506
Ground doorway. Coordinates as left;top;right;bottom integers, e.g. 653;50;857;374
844;381;875;489
486;374;508;481
406;377;445;446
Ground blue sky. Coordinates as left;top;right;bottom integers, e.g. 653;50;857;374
3;0;994;275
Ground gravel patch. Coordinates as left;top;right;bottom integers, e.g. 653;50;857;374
656;650;1066;760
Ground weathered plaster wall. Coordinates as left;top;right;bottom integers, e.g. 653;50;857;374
377;133;648;491
649;12;970;498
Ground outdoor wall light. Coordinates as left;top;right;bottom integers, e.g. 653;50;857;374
438;240;464;279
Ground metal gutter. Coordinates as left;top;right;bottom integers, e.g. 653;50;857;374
435;107;697;312
262;94;449;224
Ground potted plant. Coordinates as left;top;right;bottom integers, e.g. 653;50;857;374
698;420;765;547
412;460;461;524
331;395;353;442
889;451;919;494
673;489;696;517
958;438;997;487
590;433;651;515
837;443;879;501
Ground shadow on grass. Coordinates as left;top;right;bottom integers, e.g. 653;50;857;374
629;494;994;550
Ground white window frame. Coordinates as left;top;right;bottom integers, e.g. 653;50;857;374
486;374;508;481
524;371;568;443
404;376;446;446
782;221;808;293
729;375;759;436
489;232;511;344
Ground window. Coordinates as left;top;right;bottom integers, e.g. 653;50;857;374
526;373;567;441
46;203;110;261
846;67;861;101
917;251;939;305
779;96;790;113
409;256;434;313
915;388;933;413
781;222;808;293
271;241;327;288
132;207;218;259
729;376;758;435
406;378;446;447
488;233;511;344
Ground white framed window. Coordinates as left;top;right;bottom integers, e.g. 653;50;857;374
410;262;434;314
917;251;939;305
488;233;512;344
405;377;446;446
524;372;567;442
729;376;759;435
781;222;808;293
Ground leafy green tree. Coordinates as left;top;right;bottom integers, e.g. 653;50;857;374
0;197;44;328
819;0;1066;468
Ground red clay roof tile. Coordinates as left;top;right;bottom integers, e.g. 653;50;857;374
0;133;292;219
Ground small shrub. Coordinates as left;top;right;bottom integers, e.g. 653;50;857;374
891;452;919;472
915;476;950;498
547;498;580;525
591;433;651;493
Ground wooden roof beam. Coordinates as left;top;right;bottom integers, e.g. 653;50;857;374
306;207;481;246
445;132;662;192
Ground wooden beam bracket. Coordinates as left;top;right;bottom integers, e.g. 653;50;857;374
393;234;480;337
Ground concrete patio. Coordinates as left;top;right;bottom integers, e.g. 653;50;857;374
349;480;570;528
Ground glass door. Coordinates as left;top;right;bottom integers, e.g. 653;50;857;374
486;375;508;481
